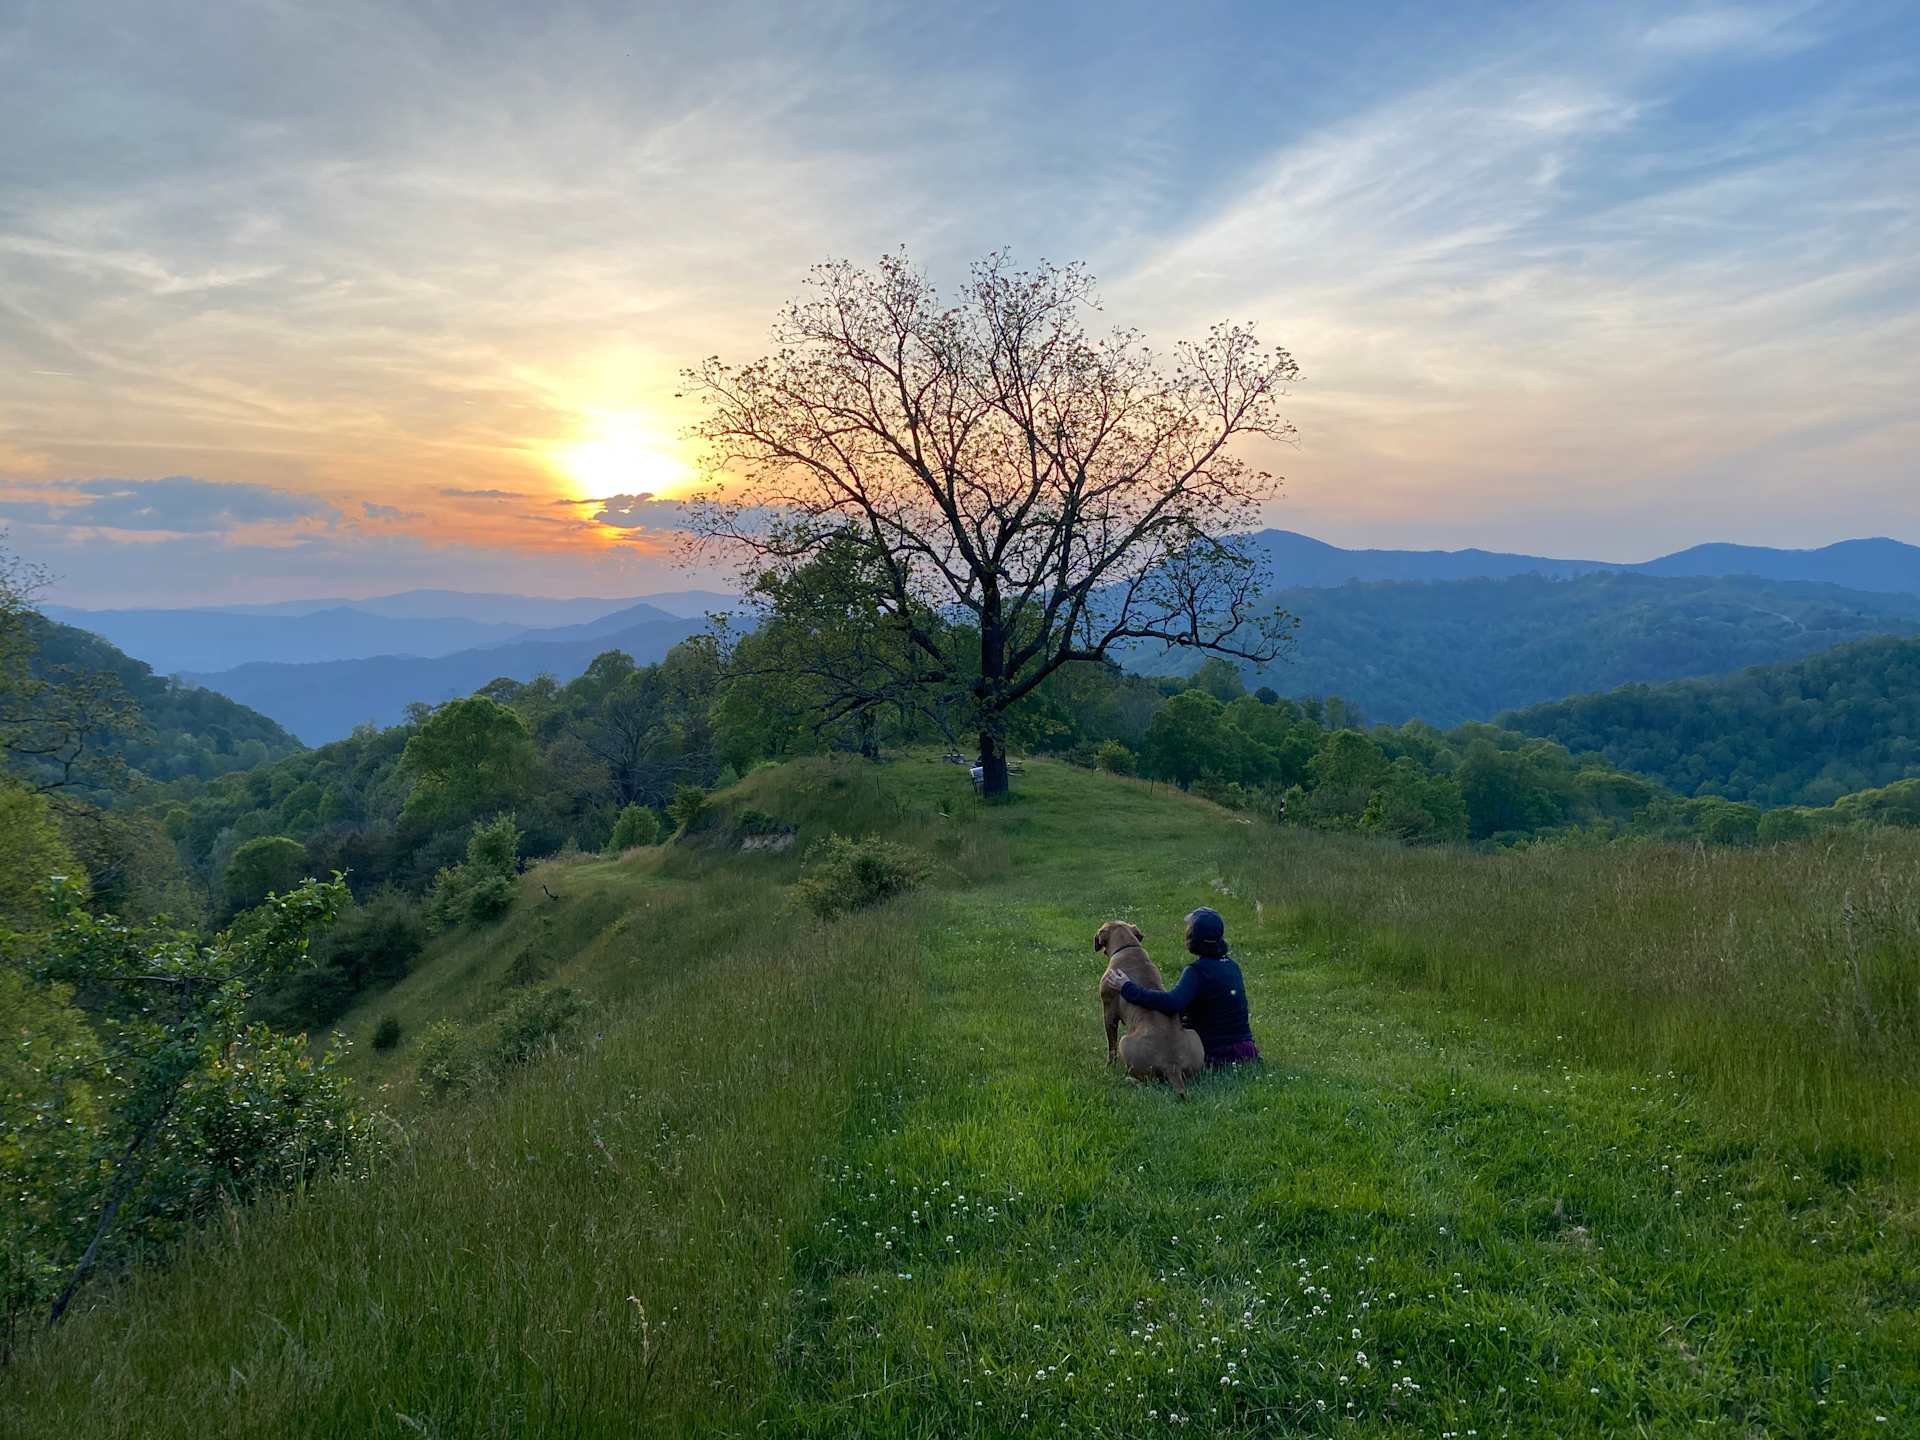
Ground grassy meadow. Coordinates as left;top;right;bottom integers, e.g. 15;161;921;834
3;757;1916;1437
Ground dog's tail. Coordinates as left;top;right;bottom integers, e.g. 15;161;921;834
1163;1065;1188;1100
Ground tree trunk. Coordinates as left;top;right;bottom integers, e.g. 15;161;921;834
857;709;879;762
977;730;1010;799
977;611;1010;799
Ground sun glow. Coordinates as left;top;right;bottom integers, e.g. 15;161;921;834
550;411;692;502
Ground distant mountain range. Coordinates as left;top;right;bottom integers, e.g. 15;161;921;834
46;532;1920;748
181;612;709;744
194;588;738;624
1245;531;1920;594
45;589;740;676
1129;571;1920;727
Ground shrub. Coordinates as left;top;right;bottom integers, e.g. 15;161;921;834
792;834;930;919
1094;741;1136;776
492;985;589;1068
415;1020;483;1098
605;804;661;851
413;988;588;1099
465;812;522;874
426;814;522;932
735;808;785;836
465;872;517;924
371;1016;403;1051
5;881;365;1333
324;889;427;989
667;784;710;834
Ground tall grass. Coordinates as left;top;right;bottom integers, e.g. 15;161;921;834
5;756;1915;1437
1228;827;1920;1169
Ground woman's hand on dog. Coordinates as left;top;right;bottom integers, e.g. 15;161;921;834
1100;964;1128;995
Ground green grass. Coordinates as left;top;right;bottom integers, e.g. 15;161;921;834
4;757;1916;1437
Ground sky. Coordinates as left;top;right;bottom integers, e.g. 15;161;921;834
2;0;1916;606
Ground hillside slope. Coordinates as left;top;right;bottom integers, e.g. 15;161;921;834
11;615;301;789
1501;634;1920;806
1129;572;1920;725
7;758;1914;1436
183;612;707;743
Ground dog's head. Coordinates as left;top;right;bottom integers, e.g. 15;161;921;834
1094;920;1145;956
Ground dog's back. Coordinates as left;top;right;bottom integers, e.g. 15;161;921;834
1094;920;1203;1092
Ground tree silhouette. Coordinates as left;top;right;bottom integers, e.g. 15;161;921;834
684;252;1296;796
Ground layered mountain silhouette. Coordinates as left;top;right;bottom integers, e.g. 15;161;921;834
49;532;1920;747
183;612;709;744
1245;531;1920;593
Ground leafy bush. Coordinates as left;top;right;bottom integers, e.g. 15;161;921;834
492;985;589;1067
605;804;661;851
415;1020;483;1098
667;784;710;834
1094;741;1136;775
259;887;432;1028
792;834;931;919
735;808;786;836
3;879;364;1337
371;1016;403;1051
413;986;588;1099
464;872;517;924
426;813;523;932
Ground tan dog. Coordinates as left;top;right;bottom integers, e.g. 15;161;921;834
1094;920;1205;1097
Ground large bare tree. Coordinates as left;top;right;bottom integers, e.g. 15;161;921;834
684;252;1297;797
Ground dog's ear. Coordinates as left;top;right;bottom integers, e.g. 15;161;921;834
1092;924;1107;952
1130;924;1144;944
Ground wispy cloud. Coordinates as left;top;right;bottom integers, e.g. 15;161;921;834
1111;4;1920;550
0;476;336;533
1;0;1915;599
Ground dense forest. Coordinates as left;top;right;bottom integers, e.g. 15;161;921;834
1502;635;1920;806
1128;572;1920;725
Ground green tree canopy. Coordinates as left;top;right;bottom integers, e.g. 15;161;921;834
399;696;535;823
223;836;309;914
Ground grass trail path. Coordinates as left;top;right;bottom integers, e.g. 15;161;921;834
750;766;1914;1437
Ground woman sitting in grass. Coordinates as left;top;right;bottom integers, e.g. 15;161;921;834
1101;907;1261;1068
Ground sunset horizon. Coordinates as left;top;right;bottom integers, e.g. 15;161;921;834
5;1;1917;607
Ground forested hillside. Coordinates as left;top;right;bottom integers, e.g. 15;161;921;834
1130;572;1920;725
20;616;301;789
1502;635;1920;806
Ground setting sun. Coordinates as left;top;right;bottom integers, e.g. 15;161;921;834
550;411;691;501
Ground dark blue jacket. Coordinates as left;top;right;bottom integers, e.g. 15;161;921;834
1121;954;1253;1056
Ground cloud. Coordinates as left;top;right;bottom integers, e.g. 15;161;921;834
8;523;731;608
1;0;1914;601
586;493;693;530
1107;13;1920;554
0;475;336;533
1642;6;1813;57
